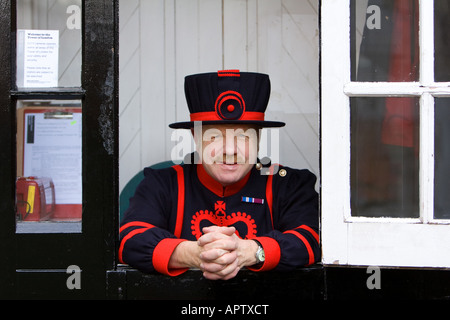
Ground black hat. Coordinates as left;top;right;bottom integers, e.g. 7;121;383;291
168;70;285;129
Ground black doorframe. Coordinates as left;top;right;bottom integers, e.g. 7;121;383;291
0;0;119;299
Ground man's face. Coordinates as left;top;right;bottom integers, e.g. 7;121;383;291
195;124;260;186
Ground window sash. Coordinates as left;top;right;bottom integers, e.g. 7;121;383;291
321;0;450;267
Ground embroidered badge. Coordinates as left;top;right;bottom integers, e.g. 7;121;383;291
191;200;257;239
215;200;226;216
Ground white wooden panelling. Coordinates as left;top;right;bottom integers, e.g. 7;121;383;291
119;92;140;160
119;0;320;193
223;0;248;68
198;0;224;69
119;0;140;190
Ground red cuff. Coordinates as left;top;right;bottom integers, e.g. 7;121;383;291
247;236;280;272
152;238;189;276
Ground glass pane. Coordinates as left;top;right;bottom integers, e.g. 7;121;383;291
351;97;420;218
351;0;419;82
434;98;450;219
434;0;450;82
16;0;82;88
16;100;82;233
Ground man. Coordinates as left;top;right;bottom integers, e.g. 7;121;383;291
119;70;320;280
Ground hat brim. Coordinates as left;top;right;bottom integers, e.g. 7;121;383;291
168;120;286;129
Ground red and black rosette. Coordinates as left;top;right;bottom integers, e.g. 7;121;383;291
215;90;246;120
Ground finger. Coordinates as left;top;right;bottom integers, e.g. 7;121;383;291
220;266;240;280
202;260;240;280
197;230;236;248
202;225;236;235
199;248;228;261
199;238;238;253
202;238;238;252
200;249;237;264
202;259;238;276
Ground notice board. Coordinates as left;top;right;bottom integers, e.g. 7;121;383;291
17;106;82;220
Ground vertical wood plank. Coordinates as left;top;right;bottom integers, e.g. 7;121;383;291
223;0;248;69
175;0;199;124
164;0;177;159
198;0;223;70
119;0;140;191
140;0;168;169
246;0;258;71
257;0;282;109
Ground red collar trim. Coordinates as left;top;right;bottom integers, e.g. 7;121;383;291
197;164;251;197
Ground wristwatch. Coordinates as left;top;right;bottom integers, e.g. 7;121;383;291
254;240;265;264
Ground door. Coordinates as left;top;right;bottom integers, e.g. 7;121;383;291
0;0;118;299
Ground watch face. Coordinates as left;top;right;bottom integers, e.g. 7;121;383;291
257;247;265;262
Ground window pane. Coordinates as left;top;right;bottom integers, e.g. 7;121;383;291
351;0;419;82
16;0;82;88
434;98;450;219
434;0;450;82
351;97;420;218
16;100;82;233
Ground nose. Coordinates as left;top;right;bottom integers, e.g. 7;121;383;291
224;134;237;156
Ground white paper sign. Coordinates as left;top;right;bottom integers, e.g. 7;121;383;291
23;112;82;205
17;30;59;88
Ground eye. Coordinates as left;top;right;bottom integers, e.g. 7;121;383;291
210;134;222;142
236;133;249;141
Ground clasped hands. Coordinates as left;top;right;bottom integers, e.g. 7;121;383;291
169;225;259;280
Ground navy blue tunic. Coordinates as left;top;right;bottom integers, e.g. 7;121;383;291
119;161;320;276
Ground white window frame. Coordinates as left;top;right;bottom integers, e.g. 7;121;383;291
321;0;450;268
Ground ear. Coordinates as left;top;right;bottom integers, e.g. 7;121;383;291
191;127;203;151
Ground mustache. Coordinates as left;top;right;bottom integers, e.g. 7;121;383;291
211;154;247;164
